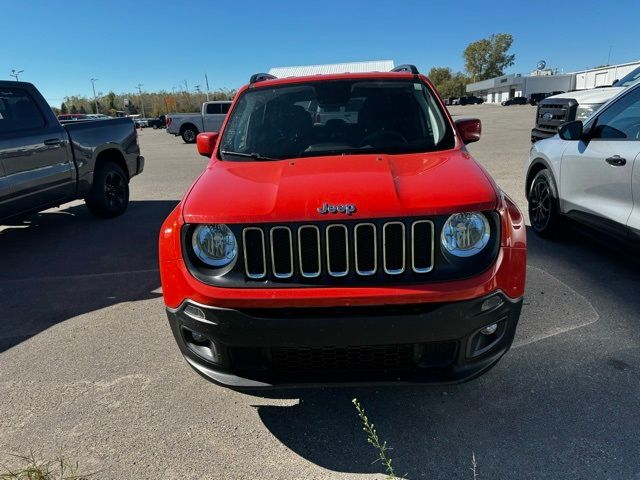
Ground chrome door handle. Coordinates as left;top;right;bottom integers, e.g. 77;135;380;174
605;155;626;166
44;138;63;146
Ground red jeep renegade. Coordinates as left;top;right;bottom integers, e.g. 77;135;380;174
159;65;526;388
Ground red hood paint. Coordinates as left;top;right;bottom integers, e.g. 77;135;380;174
182;149;497;224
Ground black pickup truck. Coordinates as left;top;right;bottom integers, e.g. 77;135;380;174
0;81;144;222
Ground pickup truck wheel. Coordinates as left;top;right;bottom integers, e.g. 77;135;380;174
181;126;198;143
528;169;561;238
85;162;129;218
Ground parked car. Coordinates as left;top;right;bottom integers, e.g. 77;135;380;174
0;81;144;221
166;101;232;143
159;65;526;389
531;65;640;142
57;113;89;121
501;96;528;106
526;82;640;242
528;91;564;106
86;114;112;120
134;118;149;128
458;95;484;105
148;115;166;129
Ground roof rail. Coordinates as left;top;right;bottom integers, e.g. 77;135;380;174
249;73;277;84
390;64;419;74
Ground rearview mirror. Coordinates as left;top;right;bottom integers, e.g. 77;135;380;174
558;121;583;141
196;132;219;157
455;118;481;144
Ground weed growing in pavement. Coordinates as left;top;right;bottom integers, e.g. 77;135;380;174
352;398;481;479
352;398;397;479
0;450;96;480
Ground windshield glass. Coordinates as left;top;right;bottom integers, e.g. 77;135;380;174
618;66;640;87
219;80;455;161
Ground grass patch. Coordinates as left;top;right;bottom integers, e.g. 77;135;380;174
0;451;95;480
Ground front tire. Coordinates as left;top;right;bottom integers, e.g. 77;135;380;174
181;125;198;143
85;162;129;218
528;169;562;238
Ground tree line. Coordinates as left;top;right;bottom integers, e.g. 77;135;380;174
56;88;237;117
53;33;515;115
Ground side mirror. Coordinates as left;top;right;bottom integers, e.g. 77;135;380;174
196;132;219;157
455;118;481;144
558;121;583;141
612;79;619;86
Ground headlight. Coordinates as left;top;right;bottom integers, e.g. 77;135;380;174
441;212;490;257
575;103;604;121
192;224;237;267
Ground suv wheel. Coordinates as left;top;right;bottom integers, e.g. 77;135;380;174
181;126;198;143
85;162;129;218
528;169;561;238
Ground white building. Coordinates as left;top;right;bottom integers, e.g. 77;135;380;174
466;59;640;104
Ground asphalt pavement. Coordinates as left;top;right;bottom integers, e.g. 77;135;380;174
1;107;639;479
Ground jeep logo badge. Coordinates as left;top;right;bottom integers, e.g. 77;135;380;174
317;202;357;215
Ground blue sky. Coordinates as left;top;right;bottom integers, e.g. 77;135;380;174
3;0;640;106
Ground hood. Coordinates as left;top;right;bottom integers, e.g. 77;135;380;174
182;151;498;224
548;86;624;104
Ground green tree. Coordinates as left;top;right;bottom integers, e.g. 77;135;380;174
70;104;78;114
428;67;468;98
463;33;515;81
79;105;87;114
60;102;68;114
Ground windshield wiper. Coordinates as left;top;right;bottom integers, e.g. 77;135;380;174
220;150;277;161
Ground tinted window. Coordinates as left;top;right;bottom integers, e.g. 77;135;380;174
220;80;455;161
592;87;640;140
221;103;231;114
0;88;46;133
206;103;222;114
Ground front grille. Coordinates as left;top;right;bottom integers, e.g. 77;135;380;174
535;98;577;133
242;219;434;281
272;344;414;374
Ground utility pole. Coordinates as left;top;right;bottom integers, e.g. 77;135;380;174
90;78;99;113
136;83;146;118
10;69;24;81
205;73;211;101
607;45;613;65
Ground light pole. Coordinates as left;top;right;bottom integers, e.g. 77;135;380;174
205;73;211;101
10;69;24;81
136;83;146;118
90;78;99;113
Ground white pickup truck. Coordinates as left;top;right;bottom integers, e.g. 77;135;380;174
166;101;232;143
531;66;640;142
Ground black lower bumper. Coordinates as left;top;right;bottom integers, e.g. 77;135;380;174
166;291;523;389
531;128;556;143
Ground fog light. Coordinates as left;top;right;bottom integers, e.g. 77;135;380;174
184;304;206;321
480;323;498;336
481;296;503;312
191;331;208;343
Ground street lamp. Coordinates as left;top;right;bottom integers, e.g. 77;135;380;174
10;69;24;81
136;83;146;118
90;78;99;114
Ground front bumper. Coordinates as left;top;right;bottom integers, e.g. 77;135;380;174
167;291;522;389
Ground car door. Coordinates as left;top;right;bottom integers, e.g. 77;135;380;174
0;85;75;219
560;86;640;235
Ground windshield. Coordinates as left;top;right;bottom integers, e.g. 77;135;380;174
618;66;640;87
219;80;455;161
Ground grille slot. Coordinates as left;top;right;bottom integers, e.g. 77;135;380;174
411;220;434;273
242;228;266;279
354;223;377;275
270;227;293;278
383;222;406;274
326;224;349;277
298;225;321;278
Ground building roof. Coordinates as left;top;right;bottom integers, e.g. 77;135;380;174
268;60;395;78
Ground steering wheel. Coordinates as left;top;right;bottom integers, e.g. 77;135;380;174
359;130;408;148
